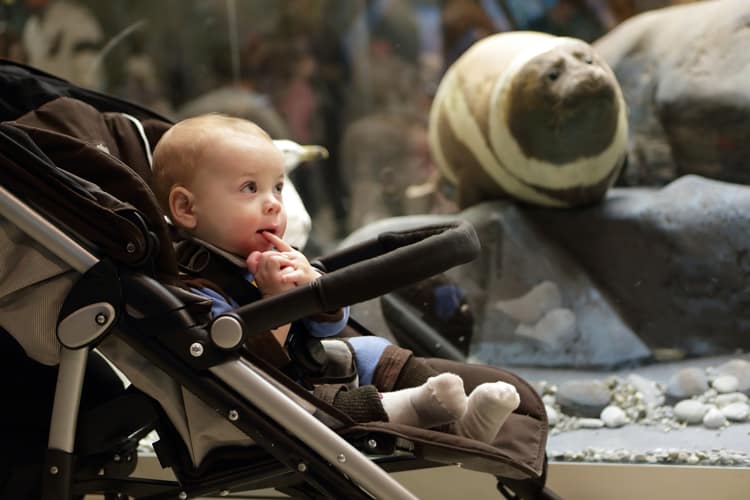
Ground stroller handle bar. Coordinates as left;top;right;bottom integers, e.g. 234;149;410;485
222;221;480;338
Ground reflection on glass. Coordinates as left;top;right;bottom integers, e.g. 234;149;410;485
4;0;747;472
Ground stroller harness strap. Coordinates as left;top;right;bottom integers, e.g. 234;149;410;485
175;238;293;370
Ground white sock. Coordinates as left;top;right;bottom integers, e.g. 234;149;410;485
455;382;520;443
380;373;467;428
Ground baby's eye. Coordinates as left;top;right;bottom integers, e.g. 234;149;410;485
242;181;257;193
274;182;284;194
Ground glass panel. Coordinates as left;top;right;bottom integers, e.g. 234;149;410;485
4;0;746;474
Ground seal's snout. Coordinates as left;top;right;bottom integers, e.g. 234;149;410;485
564;75;615;105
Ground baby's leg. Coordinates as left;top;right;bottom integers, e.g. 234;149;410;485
455;382;520;443
380;373;467;428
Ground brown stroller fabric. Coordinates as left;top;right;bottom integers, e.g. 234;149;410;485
6;96;176;276
0;93;552;496
351;358;547;479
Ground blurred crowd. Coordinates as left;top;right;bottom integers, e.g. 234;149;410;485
0;0;700;252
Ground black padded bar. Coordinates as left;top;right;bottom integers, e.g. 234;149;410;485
229;221;480;337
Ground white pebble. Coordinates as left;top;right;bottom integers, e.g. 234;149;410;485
674;400;709;424
712;375;739;393
545;404;559;426
578;418;605;429
703;407;727;429
720;402;750;422
714;392;749;407
600;405;628;428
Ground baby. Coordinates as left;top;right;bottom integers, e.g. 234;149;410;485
151;114;519;442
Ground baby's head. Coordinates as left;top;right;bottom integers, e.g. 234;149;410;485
152;114;287;256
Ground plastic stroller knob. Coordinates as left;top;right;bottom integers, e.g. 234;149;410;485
211;315;245;350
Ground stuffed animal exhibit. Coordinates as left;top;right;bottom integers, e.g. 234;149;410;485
429;31;628;208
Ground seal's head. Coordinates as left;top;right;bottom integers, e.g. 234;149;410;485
506;39;620;165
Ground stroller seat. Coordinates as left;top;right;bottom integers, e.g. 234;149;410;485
0;60;555;499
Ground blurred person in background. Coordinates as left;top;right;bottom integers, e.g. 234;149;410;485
440;0;497;73
273;1;352;243
21;0;104;89
177;33;289;139
526;0;605;42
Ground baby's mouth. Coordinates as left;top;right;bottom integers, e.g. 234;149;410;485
257;228;276;234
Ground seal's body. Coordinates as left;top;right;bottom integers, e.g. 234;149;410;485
429;31;628;208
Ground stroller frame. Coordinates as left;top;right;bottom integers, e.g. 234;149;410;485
0;60;554;499
0;182;480;499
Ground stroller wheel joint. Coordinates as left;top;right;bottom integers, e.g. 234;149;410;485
228;409;239;421
367;439;378;450
297;462;308;472
337;453;347;463
49;465;59;475
95;313;108;325
178;492;188;500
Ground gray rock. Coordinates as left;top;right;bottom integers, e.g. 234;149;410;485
666;368;709;402
594;0;750;186
600;405;628;428
557;380;612;418
342;207;651;368
720;402;750;422
526;176;750;358
711;374;739;394
673;400;709;425
514;308;577;349
495;281;562;324
344;176;750;366
702;407;727;429
715;359;750;393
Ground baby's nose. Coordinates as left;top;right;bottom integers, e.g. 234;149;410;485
263;196;282;214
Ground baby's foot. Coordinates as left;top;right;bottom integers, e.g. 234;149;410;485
455;382;520;443
381;373;468;428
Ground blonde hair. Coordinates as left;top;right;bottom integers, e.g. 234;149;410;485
151;114;271;216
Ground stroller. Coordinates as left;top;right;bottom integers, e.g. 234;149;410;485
0;60;556;500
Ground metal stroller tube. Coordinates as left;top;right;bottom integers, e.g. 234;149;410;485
212;359;420;500
0;184;97;272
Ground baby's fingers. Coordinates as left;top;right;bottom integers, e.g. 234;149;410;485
279;268;307;284
262;231;294;252
246;251;262;273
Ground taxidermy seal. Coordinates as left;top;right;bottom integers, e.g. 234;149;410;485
429;31;628;208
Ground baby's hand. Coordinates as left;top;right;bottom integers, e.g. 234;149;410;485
246;232;320;296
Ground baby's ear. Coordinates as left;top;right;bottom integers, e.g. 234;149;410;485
169;186;197;229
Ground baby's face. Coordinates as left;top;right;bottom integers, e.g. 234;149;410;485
189;132;287;256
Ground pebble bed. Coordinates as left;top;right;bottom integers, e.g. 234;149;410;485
135;358;750;467
538;357;750;466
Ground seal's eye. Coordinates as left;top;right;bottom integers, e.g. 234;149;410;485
584;55;593;64
547;70;559;81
